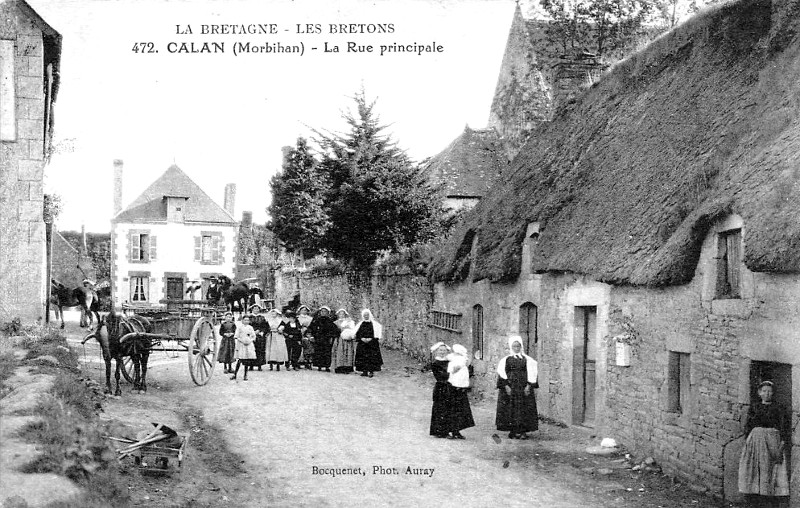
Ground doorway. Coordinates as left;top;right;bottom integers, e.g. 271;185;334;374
166;277;184;301
573;306;597;426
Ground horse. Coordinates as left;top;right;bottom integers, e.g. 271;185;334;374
50;279;100;329
82;312;152;396
209;276;250;316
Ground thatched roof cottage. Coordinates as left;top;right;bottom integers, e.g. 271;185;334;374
429;0;800;501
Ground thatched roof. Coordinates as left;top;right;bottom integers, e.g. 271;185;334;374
430;0;800;286
426;126;505;198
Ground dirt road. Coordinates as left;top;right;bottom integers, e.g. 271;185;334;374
67;323;727;508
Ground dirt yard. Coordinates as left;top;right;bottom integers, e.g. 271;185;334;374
66;322;742;508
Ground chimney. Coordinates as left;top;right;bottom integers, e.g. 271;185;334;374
113;159;123;215
241;211;253;227
550;51;605;114
80;224;88;255
224;183;236;216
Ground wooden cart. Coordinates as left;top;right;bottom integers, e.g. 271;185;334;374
119;300;226;386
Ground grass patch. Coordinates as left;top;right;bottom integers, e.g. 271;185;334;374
15;345;130;508
180;406;245;476
23;326;77;370
0;351;17;398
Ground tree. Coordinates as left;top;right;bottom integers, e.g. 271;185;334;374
267;137;330;261
315;91;445;267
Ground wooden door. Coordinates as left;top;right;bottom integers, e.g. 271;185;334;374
166;277;184;301
573;306;597;426
519;303;538;359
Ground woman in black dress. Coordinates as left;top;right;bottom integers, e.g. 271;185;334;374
429;342;452;438
309;306;338;372
217;312;236;374
249;305;268;372
495;335;538;439
354;309;383;378
738;381;790;506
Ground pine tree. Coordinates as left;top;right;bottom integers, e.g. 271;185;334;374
316;91;444;267
267;137;329;260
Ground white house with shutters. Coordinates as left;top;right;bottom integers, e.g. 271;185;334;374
110;163;237;308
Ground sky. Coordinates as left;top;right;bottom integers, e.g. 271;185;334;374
32;0;526;233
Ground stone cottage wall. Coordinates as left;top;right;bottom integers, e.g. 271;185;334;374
274;269;434;362
0;2;47;322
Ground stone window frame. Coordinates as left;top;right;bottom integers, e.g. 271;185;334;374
129;270;151;302
128;229;155;264
0;39;15;142
666;351;691;415
471;304;484;360
519;302;538;359
195;231;224;265
715;228;742;300
162;271;187;301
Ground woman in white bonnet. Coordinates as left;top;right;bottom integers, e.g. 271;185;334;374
354;309;383;378
445;344;475;439
265;309;288;371
332;309;357;374
495;335;539;439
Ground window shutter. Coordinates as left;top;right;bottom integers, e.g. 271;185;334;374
130;232;140;261
194;236;201;261
149;235;157;262
726;231;742;298
212;235;221;264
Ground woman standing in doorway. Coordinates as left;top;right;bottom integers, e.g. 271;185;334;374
495;335;538;440
738;380;790;507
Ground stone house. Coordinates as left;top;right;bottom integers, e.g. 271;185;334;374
0;0;60;323
429;0;800;502
110;161;237;307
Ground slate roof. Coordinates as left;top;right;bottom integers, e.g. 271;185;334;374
426;126;505;198
113;165;235;225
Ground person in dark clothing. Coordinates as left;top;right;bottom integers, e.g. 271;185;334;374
495;335;538;440
354;309;383;378
429;342;453;438
217;312;236;374
249;305;269;372
738;381;790;507
309;306;338;372
279;310;303;371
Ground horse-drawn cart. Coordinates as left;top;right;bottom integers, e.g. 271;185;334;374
116;299;226;387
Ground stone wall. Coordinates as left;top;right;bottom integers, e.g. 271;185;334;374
0;1;49;323
274;269;434;362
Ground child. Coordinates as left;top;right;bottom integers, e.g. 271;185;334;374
445;343;475;439
279;310;303;371
231;315;256;381
217;311;236;374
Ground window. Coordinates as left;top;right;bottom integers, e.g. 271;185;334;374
519;303;538;358
716;229;742;299
195;233;222;264
130;276;149;302
201;235;213;262
471;305;484;359
429;310;462;333
0;40;14;141
667;352;691;414
130;232;153;262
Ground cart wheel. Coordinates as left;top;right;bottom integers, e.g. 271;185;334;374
188;316;217;386
121;356;135;383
